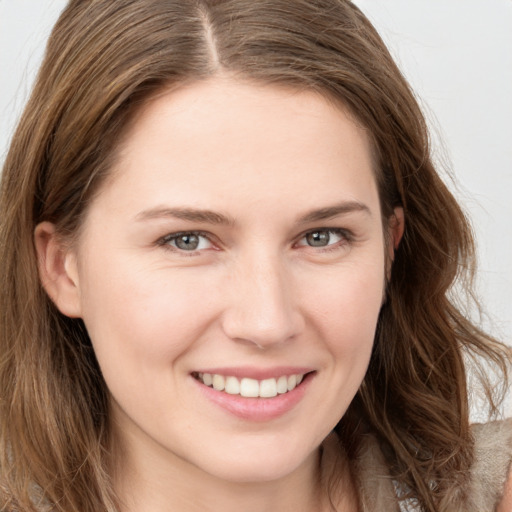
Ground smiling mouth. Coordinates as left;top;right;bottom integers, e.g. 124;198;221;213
192;372;309;398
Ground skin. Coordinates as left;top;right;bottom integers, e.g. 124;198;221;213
497;468;512;512
36;77;404;512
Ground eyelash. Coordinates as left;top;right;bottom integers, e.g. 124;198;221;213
295;228;353;252
157;231;214;255
157;228;353;255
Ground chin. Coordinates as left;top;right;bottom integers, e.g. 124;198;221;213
195;434;319;484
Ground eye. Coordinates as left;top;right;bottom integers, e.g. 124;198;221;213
159;232;213;252
297;229;348;248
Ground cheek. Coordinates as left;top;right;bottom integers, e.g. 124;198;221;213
304;258;385;345
77;257;220;371
301;255;384;406
292;258;384;437
77;261;222;427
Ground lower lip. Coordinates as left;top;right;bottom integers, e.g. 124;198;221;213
192;373;314;422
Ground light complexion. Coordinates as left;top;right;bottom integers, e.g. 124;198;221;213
36;77;403;512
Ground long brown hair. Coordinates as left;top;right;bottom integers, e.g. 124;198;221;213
1;1;510;511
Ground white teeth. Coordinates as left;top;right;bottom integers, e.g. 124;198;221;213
224;376;240;395
212;374;225;391
277;375;288;394
287;374;297;391
260;378;277;398
197;372;307;397
240;378;259;398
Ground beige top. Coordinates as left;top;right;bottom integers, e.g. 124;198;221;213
322;419;512;512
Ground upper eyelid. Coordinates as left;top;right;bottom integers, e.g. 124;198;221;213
158;230;215;247
295;227;352;241
160;230;211;240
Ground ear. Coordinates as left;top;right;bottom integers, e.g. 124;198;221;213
34;222;82;318
386;207;405;278
388;206;405;257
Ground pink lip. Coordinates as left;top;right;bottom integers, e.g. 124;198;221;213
193;366;315;380
191;370;315;422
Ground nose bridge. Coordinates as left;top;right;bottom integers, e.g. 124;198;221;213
222;246;303;347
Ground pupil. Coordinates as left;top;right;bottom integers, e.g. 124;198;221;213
176;234;199;250
307;231;329;247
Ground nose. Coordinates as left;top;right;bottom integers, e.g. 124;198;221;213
221;252;304;349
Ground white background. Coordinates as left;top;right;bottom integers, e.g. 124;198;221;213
1;1;511;414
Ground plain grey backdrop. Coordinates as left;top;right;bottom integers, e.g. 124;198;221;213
1;0;511;415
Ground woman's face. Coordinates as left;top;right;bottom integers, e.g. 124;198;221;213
57;78;400;483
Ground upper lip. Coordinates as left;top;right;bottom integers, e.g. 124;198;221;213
192;366;315;380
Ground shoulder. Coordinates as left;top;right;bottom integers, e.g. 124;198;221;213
467;418;512;511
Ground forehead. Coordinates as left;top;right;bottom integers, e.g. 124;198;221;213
93;77;379;222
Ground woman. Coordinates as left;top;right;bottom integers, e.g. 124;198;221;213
0;1;510;511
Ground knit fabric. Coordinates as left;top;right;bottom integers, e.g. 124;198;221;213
350;419;512;512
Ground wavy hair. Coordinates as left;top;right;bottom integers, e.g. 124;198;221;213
0;1;510;511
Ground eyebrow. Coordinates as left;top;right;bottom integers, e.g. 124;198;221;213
135;207;235;225
134;201;371;226
297;201;371;223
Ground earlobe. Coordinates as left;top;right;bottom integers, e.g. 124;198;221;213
34;222;82;318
